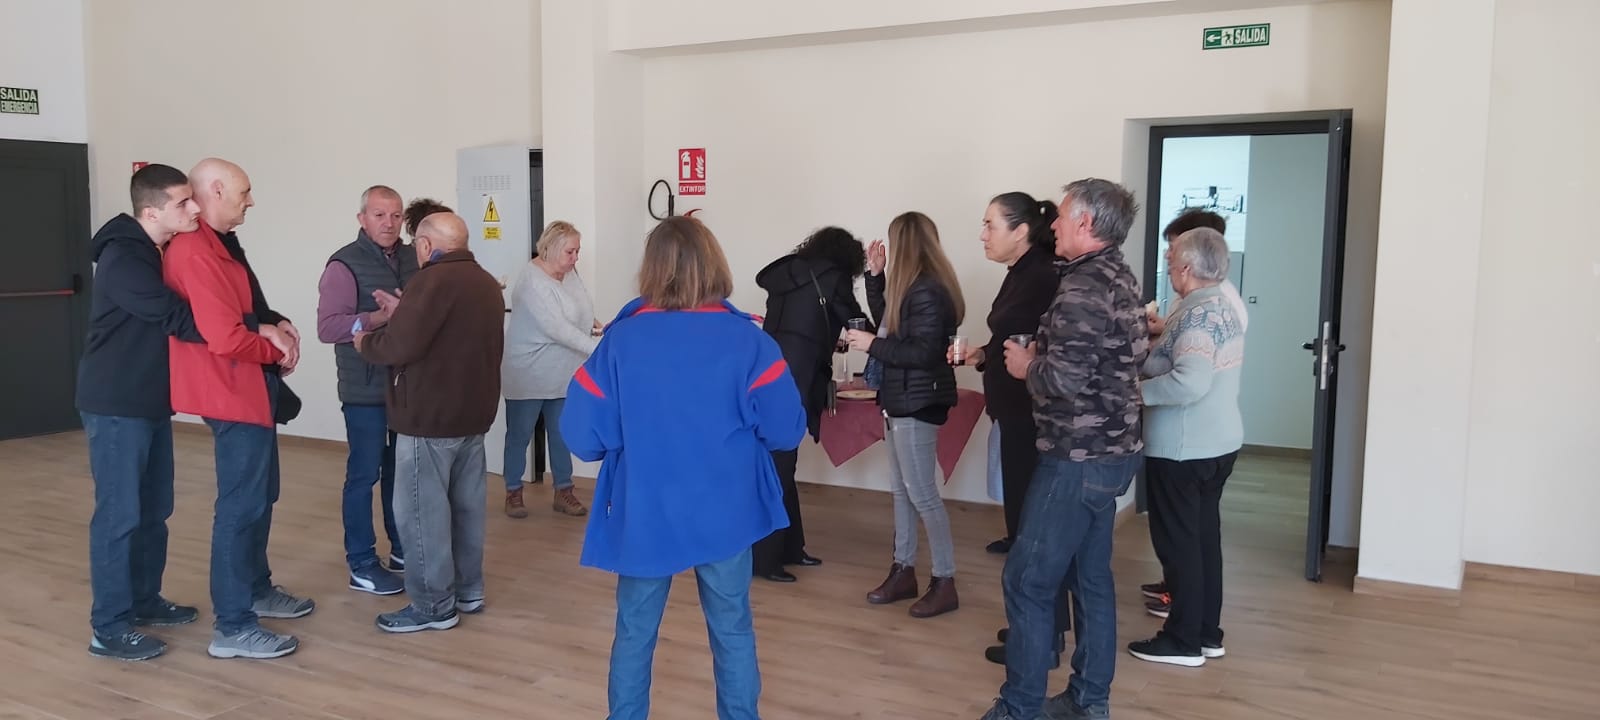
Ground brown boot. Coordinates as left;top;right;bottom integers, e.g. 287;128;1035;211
866;563;919;604
909;576;959;618
505;487;529;519
552;487;588;516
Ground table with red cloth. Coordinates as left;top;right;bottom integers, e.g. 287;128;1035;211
817;380;986;482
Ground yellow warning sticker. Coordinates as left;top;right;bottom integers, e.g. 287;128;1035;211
483;197;500;224
484;226;501;240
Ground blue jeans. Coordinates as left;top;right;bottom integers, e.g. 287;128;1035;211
204;373;281;635
609;548;760;720
502;398;573;490
999;453;1138;717
83;413;175;637
341;403;402;570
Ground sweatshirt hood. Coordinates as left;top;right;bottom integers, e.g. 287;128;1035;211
756;254;833;296
91;213;155;262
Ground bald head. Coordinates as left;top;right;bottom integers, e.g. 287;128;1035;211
413;212;468;265
189;157;254;232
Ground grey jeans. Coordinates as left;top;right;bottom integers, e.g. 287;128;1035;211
394;433;487;617
885;416;956;578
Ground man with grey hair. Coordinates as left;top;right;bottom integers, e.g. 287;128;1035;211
1127;226;1246;668
983;178;1149;720
315;185;414;596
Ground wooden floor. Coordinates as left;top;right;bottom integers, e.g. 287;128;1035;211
1;431;1597;720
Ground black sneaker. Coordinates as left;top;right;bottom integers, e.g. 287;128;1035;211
387;552;406;573
133;597;199;627
1128;634;1205;668
1140;580;1166;599
986;538;1012;554
1041;694;1109;720
89;631;166;661
1145;593;1170;619
984;644;1060;668
1202;642;1226;658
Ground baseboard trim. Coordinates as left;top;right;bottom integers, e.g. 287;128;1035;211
1113;501;1136;530
1465;562;1600;594
1352;575;1461;606
173;420;355;454
1241;444;1312;460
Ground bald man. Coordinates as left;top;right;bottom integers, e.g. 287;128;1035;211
355;212;505;633
315;185;414;597
163;158;313;660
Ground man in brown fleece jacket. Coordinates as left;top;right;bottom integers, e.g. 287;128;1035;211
354;210;505;633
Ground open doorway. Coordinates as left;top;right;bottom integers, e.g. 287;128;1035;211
1139;113;1352;581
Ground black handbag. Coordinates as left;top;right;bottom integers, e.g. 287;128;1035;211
274;377;302;425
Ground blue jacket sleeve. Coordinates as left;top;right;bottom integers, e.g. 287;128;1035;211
746;334;808;452
560;340;622;462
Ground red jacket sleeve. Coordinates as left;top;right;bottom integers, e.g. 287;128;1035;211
169;248;284;365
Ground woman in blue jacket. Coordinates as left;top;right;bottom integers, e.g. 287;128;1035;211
561;216;808;720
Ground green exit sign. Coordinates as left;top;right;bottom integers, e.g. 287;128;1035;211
0;86;40;115
1203;24;1270;50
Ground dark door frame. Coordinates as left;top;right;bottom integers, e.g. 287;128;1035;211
1134;112;1353;582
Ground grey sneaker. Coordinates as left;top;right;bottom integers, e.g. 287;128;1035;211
457;596;484;614
252;586;315;619
207;627;298;659
979;699;1020;720
375;605;459;633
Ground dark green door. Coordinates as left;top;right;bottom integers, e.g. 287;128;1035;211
0;139;90;439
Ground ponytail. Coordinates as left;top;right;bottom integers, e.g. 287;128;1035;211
990;191;1059;250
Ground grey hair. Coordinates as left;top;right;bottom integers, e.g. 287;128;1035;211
1171;227;1230;283
359;185;401;212
1062;178;1139;246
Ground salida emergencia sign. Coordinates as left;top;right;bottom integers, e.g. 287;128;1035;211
1203;24;1270;50
0;87;40;115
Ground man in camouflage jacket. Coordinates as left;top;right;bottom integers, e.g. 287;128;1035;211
982;178;1149;720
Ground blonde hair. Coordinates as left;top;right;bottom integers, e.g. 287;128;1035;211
637;216;734;309
883;211;964;333
536;220;579;259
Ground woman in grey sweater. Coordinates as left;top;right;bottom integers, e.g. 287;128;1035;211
1128;227;1246;668
501;221;600;519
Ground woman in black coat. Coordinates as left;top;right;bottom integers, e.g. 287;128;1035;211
962;192;1063;554
752;227;869;582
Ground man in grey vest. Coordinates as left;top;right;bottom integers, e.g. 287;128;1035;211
315;185;418;596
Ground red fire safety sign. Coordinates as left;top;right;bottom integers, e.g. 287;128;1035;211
678;148;706;196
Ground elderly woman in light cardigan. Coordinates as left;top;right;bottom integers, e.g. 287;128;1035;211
1128;226;1247;669
500;221;601;519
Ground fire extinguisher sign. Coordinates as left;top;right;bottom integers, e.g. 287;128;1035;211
678;148;706;196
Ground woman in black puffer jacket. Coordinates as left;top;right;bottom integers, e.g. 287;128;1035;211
844;210;965;619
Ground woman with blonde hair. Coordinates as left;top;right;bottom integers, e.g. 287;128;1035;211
844;210;965;618
501;221;599;519
562;216;806;719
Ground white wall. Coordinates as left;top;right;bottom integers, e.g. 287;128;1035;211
85;0;541;471
1358;0;1496;590
0;0;86;143
609;0;1172;52
1238;133;1324;450
1462;0;1600;577
618;1;1392;507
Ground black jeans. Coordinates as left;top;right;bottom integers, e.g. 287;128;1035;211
995;414;1039;541
1145;452;1237;653
753;449;806;574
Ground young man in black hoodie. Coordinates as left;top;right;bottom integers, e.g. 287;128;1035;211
75;164;289;661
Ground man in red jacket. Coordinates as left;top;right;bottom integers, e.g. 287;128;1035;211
164;157;312;660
